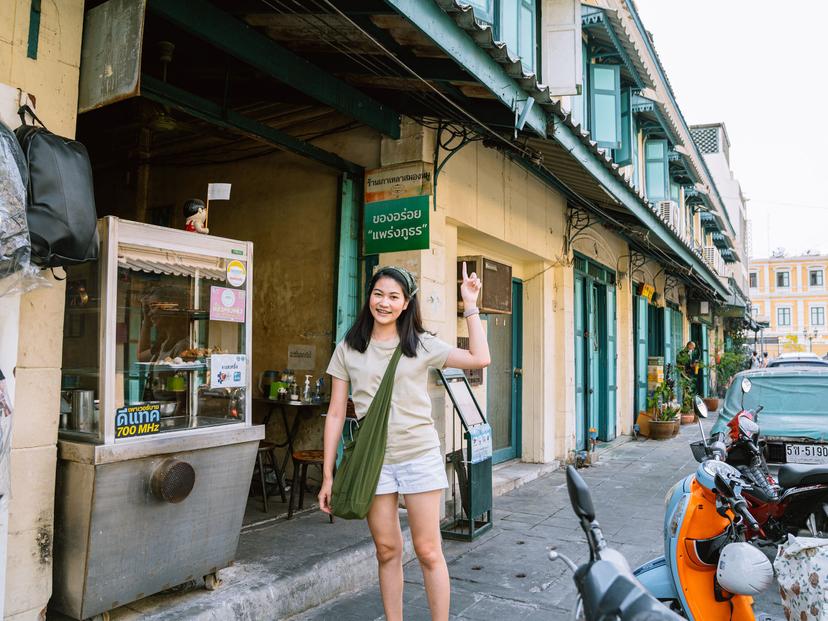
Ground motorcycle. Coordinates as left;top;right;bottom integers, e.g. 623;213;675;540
634;396;775;620
692;376;828;543
549;465;682;620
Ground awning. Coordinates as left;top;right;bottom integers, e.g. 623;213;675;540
632;94;681;146
581;5;655;90
118;245;227;281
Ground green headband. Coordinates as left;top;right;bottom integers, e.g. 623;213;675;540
382;266;419;297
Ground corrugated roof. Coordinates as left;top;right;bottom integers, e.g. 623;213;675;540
434;0;724;293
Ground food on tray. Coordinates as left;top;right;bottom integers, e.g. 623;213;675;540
179;346;227;361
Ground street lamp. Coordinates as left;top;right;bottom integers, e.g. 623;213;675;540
802;326;820;352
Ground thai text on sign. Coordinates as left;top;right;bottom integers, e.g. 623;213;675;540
365;162;432;203
364;195;430;254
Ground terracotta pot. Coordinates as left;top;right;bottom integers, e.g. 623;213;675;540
636;411;652;437
672;419;681;436
648;420;675;440
680;412;695;425
703;397;720;412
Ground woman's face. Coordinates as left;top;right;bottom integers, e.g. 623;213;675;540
369;276;409;327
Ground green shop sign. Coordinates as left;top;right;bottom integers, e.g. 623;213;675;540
364;195;429;254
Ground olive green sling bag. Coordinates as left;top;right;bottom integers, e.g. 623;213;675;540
331;345;402;520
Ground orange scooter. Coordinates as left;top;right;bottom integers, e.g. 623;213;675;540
634;397;774;620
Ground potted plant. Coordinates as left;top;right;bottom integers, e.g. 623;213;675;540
649;402;680;440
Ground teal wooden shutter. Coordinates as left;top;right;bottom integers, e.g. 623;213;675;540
645;138;668;201
335;173;360;342
664;309;673;374
602;285;617;441
499;0;536;72
635;295;648;415
574;274;586;451
700;325;710;397
615;89;632;165
589;64;621;149
671;309;684;403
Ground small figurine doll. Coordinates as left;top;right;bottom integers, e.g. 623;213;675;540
183;198;209;234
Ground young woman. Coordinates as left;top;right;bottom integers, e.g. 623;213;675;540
319;263;490;621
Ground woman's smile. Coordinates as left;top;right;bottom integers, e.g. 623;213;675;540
369;276;408;326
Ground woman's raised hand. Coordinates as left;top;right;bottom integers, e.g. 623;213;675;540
460;261;482;308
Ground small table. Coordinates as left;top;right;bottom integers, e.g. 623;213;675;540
253;397;330;482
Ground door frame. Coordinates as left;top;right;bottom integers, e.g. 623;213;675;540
574;255;617;448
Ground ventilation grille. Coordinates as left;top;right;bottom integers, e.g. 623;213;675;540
457;337;483;386
691;126;719;154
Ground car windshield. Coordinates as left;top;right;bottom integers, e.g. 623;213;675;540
720;371;828;440
767;360;828;368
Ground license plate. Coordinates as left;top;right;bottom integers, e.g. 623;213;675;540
785;443;828;464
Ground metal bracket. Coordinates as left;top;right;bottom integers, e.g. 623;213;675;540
432;121;480;211
564;206;593;256
664;274;680;297
514;96;536;135
629;252;647;279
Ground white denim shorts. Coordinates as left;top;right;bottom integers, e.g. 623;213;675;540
376;450;449;495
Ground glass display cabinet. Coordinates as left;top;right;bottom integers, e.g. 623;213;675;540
53;217;263;620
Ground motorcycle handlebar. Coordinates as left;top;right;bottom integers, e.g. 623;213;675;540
732;498;760;531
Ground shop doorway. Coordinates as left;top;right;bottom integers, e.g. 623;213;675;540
486;279;523;463
574;257;617;450
691;323;710;397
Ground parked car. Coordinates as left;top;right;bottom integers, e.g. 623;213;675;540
712;368;828;464
766;352;828;368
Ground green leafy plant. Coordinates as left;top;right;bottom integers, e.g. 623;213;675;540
653;401;681;422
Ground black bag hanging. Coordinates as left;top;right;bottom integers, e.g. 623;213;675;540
15;105;99;268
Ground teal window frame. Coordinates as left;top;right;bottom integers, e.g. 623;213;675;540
644;138;669;201
777;307;791;327
471;0;537;72
497;0;537;73
468;0;494;23
810;269;824;287
811;306;825;326
749;272;758;288
776;271;790;288
614;88;632;165
589;64;621;149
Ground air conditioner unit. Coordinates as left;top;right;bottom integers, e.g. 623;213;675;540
457;256;512;314
658;200;679;230
703;245;717;267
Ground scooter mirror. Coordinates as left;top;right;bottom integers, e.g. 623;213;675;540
714;472;734;498
741;377;752;394
565;465;596;522
693;395;708;419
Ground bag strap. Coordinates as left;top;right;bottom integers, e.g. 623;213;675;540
18;104;47;129
363;345;402;420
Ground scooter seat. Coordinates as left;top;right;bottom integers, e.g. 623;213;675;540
778;463;828;488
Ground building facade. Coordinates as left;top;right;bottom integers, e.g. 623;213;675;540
1;0;747;618
749;255;828;356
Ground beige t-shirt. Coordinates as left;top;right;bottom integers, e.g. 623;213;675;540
326;333;452;465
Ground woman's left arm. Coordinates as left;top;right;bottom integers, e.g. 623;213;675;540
445;261;491;370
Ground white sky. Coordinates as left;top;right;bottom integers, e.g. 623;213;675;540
633;0;828;259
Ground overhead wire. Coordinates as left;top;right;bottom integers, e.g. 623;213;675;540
251;0;719;298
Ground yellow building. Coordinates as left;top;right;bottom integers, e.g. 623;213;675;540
749;255;828;355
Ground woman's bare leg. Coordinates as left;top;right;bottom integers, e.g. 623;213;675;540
405;490;449;621
367;493;404;621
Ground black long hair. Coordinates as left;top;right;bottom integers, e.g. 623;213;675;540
345;267;426;357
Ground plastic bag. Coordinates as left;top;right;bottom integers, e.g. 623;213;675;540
0;369;12;501
774;534;828;620
0;119;48;297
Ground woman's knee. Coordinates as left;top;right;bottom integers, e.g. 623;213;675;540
374;538;403;564
413;541;444;569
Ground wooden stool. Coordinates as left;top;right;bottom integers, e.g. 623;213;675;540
253;441;287;513
288;449;333;522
